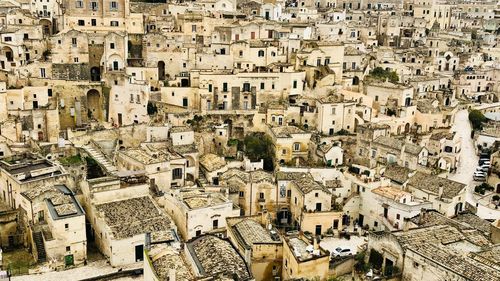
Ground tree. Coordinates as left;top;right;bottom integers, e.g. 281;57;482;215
243;132;274;171
469;110;487;130
368;67;399;83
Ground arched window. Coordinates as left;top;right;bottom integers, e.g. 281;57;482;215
258;50;265;57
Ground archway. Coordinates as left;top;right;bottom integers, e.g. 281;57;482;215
90;67;101;81
445;97;450;106
352;76;359;85
2;46;13;62
87;89;102;121
404;123;410;133
405;97;411;106
158;61;165;80
39;19;52;36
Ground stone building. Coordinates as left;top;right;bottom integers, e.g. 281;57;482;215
163;189;240;240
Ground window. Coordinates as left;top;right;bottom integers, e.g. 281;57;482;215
110;43;115;49
75;0;83;8
110;21;119;26
396;214;400;220
192;25;196;32
258;50;265;57
282;149;286;155
24;33;28;39
40;68;46;78
294;197;297;204
91;19;96;26
331;107;336;114
239;191;244;197
287;190;291;197
293;143;300;151
315;192;319;197
73;57;79;63
260;82;265;90
78;19;85;26
47;89;52;96
71;38;77;46
293;80;298;89
110;1;117;10
243;82;250;92
66;246;71;251
213;219;218;229
90;1;98;10
65;223;69;230
172;168;182;180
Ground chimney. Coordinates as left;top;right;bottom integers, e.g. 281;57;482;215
402;218;410;232
168;269;176;281
313;236;319;250
145;232;151;251
438;184;444;198
418;208;427;224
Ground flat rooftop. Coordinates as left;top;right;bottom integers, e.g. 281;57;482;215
1;157;64;183
288;237;327;262
120;148;169;164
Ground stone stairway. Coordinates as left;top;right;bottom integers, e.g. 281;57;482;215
33;231;46;263
82;143;117;174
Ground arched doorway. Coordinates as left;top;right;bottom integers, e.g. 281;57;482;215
454;202;463;215
352;76;359;85
87;90;102;121
157;61;165;80
445;97;450;106
39;19;52;36
2;46;13;62
90;67;101;81
405;97;411;106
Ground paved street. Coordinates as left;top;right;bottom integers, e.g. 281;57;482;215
12;260;142;281
443;109;478;204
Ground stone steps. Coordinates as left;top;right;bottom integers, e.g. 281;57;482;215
82;144;117;173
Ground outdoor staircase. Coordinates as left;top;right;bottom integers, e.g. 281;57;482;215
82;143;118;174
33;232;46;263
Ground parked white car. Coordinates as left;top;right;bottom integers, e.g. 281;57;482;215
331;247;353;258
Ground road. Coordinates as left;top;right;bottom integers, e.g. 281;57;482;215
444;109;478;204
12;260;142;281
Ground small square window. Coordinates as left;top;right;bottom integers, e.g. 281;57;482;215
66;246;70;251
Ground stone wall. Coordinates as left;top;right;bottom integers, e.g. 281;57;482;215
52;64;91;81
